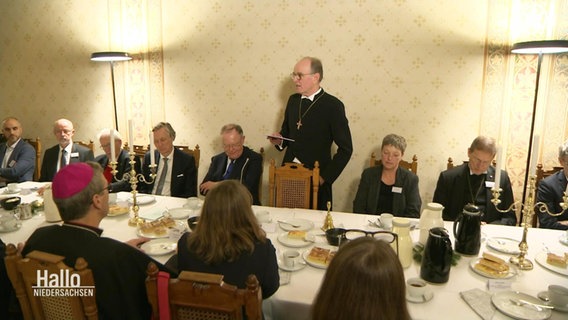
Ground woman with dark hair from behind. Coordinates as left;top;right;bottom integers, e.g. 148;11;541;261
177;180;279;299
312;237;410;320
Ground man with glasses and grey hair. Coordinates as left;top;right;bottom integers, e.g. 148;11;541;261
536;139;568;230
95;128;141;192
433;135;516;225
268;56;353;210
200;124;263;205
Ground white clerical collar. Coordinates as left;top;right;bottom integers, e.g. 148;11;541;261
469;169;487;175
301;88;322;101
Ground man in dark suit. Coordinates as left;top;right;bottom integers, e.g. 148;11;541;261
141;122;197;198
0;117;35;184
269;57;353;210
39;118;94;182
95;128;141;192
200;124;262;205
433;136;516;225
536;140;568;230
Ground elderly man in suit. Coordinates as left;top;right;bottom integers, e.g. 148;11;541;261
200;124;263;205
95;128;141;193
0;117;35;185
433;136;516;225
39;118;94;182
536;140;568;230
141;122;197;198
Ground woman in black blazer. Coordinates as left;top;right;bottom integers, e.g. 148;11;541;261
353;134;421;217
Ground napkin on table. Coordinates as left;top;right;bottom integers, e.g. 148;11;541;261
460;288;496;320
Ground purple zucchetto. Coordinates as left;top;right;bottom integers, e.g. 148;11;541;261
52;163;94;199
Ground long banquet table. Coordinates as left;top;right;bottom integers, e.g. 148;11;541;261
1;181;567;320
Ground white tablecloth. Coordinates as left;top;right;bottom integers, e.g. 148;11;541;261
2;181;567;320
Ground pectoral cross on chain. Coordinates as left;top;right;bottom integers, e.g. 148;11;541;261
296;120;302;130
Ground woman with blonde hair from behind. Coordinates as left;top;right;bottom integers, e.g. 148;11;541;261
177;180;279;299
311;237;410;320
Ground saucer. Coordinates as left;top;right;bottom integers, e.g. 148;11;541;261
537;291;568;312
406;290;433;303
277;259;307;272
3;188;21;195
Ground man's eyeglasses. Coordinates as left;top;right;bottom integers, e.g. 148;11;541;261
290;72;315;80
98;185;112;194
342;229;399;255
223;143;243;150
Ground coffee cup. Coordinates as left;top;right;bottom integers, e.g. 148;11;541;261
549;285;568;308
406;277;427;298
7;183;19;192
380;213;394;230
283;250;300;268
255;210;270;223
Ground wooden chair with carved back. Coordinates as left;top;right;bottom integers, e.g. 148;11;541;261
4;244;98;320
268;159;319;210
370;152;418;174
145;262;262;320
76;140;95;154
23;137;41;181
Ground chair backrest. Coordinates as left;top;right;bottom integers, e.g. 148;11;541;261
176;144;200;170
4;244;98;320
370;152;418;174
76;140;95;153
24;137;41;181
268;159;319;209
533;163;564;227
145;262;262;320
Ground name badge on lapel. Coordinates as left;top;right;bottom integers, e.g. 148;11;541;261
71;152;79;158
8;160;16;168
392;186;403;194
485;181;495;188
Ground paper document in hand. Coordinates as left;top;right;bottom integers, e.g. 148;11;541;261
266;135;295;142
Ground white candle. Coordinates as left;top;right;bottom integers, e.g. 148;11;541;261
529;135;539;176
109;129;116;163
128;120;134;153
494;146;502;189
150;131;155;166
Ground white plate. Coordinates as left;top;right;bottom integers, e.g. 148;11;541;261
137;220;186;239
491;291;552;320
277;232;314;248
140;239;177;256
406;290;434;303
559;234;568;246
487;237;521;254
167;208;192;220
277;259;307;272
534;251;568;276
3;188;21;195
302;246;337;269
278;219;314;231
128;195;156;205
470;258;516;279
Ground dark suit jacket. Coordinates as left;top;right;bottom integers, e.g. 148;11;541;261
39;143;94;182
95;149;142;193
0;139;35;182
277;89;353;184
433;163;516;225
352;165;421;218
142;148;197;198
536;170;568;230
201;146;263;205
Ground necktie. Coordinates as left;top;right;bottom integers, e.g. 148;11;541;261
223;160;235;180
60;149;67;169
155;157;168;195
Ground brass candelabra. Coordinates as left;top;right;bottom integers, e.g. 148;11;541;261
109;152;156;226
491;175;568;270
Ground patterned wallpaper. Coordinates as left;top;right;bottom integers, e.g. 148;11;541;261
1;0;567;215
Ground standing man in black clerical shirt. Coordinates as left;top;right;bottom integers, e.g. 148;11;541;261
433;136;516;225
269;57;353;210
